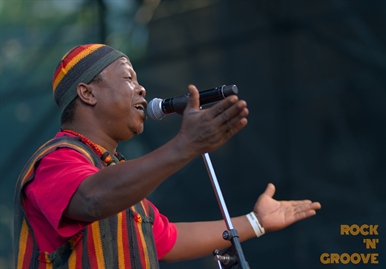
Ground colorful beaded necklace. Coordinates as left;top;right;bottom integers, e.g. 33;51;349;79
62;129;125;166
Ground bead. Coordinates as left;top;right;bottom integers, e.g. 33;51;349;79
103;154;112;163
62;129;124;165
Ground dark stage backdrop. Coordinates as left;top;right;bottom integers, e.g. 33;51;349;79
1;1;385;268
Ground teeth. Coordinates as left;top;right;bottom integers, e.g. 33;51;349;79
134;104;144;111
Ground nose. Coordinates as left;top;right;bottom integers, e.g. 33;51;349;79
137;84;146;97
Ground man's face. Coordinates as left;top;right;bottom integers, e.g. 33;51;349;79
91;57;147;141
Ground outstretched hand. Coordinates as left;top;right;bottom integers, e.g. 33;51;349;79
176;85;248;158
254;183;321;232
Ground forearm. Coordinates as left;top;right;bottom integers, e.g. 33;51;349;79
161;215;256;262
64;137;195;222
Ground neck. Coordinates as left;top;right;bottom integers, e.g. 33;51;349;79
61;124;118;153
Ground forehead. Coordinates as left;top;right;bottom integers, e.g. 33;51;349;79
117;57;132;68
105;57;133;73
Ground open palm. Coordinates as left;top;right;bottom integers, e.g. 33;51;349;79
254;183;321;232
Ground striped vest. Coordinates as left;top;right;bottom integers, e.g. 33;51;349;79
14;135;159;269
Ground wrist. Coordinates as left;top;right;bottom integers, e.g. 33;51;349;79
167;136;195;162
246;211;265;237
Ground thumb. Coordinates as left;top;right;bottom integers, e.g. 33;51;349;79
185;84;200;112
263;183;276;198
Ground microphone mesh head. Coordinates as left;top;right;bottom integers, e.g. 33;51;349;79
147;98;166;120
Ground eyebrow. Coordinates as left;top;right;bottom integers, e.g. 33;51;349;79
120;64;137;79
119;58;133;67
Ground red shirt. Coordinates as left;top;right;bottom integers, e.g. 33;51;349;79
24;133;177;259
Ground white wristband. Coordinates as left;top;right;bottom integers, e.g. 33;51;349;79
246;211;265;237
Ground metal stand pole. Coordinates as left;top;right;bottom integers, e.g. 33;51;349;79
202;153;250;269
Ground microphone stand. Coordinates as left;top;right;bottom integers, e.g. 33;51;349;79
201;153;250;269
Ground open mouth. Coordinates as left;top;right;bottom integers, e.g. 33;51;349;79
134;104;145;112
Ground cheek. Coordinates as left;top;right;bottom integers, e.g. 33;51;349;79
109;90;131;108
99;84;134;113
98;95;129;121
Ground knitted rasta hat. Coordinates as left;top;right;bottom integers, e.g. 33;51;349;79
52;44;128;111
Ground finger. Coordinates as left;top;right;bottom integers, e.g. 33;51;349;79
206;95;240;119
263;183;276;198
217;108;249;137
218;104;249;127
219;99;247;122
289;200;321;208
290;200;313;205
292;201;321;213
215;101;248;132
294;209;317;221
310;202;322;210
185;84;200;112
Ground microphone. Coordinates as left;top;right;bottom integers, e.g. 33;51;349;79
147;84;238;120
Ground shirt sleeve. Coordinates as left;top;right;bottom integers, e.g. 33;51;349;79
147;200;178;259
25;147;99;237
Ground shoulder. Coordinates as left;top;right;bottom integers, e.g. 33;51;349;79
42;147;96;165
37;132;102;167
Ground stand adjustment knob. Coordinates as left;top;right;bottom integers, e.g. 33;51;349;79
213;249;236;266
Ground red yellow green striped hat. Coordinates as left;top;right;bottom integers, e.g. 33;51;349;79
52;44;128;110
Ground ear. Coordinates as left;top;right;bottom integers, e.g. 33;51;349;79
77;83;97;106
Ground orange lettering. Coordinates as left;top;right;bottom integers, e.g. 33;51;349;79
360;224;369;235
369;225;378;235
350;224;360;235
340;225;350;235
350;253;360;264
320;253;330;264
360;253;370;264
340;253;350;264
370;253;379;264
330;253;339;263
